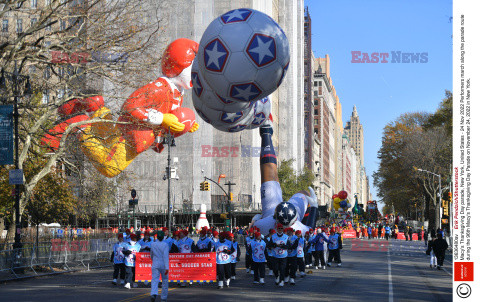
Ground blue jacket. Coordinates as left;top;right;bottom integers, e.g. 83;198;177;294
309;233;331;251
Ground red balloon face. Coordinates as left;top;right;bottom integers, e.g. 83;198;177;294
338;191;348;200
170;107;196;137
332;194;338;200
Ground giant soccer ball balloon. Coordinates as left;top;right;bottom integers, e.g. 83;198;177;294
197;8;289;103
192;58;272;132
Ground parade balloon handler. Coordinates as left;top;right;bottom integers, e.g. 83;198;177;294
122;233;142;289
196;228;213;252
214;232;235;289
245;230;254;274
248;232;267;285
304;229;314;268
327;228;343;267
228;232;241;280
285;227;299;285
150;231;169;302
266;229;276;276
170;229;196;287
295;230;307;278
266;223;290;287
309;228;332;270
161;228;174;251
41;38;200;178
111;233;126;286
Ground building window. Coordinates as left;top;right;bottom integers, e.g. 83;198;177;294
314;99;318;106
2;20;8;32
44;66;51;79
314;119;319;125
46;19;51;31
31;18;37;27
314;109;318;115
314;81;318;87
314;90;318;96
31;0;37;8
60;19;66;30
42;90;50;104
16;19;23;33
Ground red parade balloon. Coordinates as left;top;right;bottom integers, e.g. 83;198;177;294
338;191;348;200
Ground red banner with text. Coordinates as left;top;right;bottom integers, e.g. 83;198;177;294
342;230;357;239
135;252;217;283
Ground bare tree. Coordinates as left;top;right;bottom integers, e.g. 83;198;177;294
0;0;167;242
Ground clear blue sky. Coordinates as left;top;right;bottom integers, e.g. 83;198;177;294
304;0;453;209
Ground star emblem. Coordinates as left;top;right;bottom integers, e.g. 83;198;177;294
283;219;289;224
191;72;203;97
288;209;295;217
228;124;247;132
204;39;229;72
278;211;284;218
221;111;243;123
247;34;276;67
260;97;269;104
230;83;261;102
282;203;288;208
220;9;252;24
252;112;266;126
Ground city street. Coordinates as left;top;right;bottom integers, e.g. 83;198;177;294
0;239;452;302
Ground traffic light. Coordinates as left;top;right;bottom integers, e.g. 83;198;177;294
200;181;205;191
229;192;233;202
204;181;211;191
448;192;452;202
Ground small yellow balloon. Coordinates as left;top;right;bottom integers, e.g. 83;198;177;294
334;197;341;204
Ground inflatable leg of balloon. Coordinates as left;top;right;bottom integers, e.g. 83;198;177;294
79;107;139;178
303;206;319;230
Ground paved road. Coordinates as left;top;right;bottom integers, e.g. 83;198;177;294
0;239;452;302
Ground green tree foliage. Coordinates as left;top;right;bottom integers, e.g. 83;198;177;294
277;159;314;201
374;91;453;228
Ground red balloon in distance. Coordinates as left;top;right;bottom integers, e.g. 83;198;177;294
332;194;338;200
338;191;348;200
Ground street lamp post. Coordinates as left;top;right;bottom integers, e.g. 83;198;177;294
163;132;176;232
417;168;442;229
0;63;32;250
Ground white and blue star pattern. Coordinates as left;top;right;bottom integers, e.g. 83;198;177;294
221;111;243;124
220;9;252;24
191;72;203;97
274;202;297;226
229;83;261;102
247;34;276;67
252;112;266;126
204;39;229;72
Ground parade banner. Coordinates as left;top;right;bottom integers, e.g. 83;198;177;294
135;252;216;283
0;105;14;165
342;230;356;239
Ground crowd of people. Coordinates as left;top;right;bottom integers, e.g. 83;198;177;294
110;223;345;301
